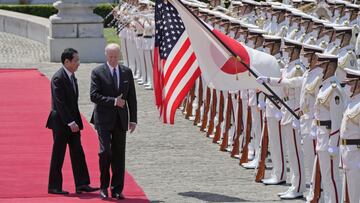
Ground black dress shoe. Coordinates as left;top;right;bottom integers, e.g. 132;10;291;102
111;192;125;200
76;185;100;194
100;189;108;199
48;189;69;195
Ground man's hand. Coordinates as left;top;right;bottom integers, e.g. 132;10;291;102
116;94;126;108
129;122;136;134
69;122;80;133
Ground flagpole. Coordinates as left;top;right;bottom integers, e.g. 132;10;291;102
174;0;300;120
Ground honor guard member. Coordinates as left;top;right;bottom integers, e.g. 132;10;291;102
331;0;348;24
339;68;360;203
241;29;266;161
322;23;339;54
258;35;286;185
315;22;333;49
313;53;345;203
341;3;360;26
228;1;242;18
304;18;328;45
286;11;302;40
270;5;289;37
298;44;325;201
142;14;155;90
261;2;275;33
239;0;261;25
296;14;315;43
252;35;288;174
257;38;306;199
334;26;359;82
293;13;311;43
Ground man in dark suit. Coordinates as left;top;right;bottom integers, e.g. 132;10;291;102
46;48;99;195
90;43;137;200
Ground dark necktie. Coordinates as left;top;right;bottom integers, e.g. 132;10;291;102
71;74;77;94
112;68;118;91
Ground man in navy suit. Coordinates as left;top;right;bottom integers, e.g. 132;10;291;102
46;48;99;195
90;43;137;200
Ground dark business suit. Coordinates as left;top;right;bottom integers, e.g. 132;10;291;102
46;67;90;190
90;63;137;194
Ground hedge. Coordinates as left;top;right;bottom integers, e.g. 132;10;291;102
0;4;116;27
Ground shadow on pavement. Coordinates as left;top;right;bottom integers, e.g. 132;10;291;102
178;191;248;202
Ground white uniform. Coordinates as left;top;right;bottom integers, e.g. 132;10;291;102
340;94;360;203
268;59;306;195
314;76;345;203
134;19;146;85
261;57;287;184
242;89;262;165
142;18;155;90
299;68;324;202
336;45;358;82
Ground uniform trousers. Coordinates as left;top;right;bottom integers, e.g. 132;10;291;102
318;151;341;203
341;149;360;203
282;124;306;193
267;118;287;181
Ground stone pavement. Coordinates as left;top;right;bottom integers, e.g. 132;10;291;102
0;32;306;203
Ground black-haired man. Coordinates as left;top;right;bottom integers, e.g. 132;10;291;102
46;48;99;195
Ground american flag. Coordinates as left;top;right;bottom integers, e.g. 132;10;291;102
153;0;201;124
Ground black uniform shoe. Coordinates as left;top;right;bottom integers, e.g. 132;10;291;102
76;185;100;194
48;189;69;195
111;192;125;200
100;189;108;199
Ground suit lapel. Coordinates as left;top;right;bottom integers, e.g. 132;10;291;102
104;63;118;92
61;68;77;99
119;65;125;93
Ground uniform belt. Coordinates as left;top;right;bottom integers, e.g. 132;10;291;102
341;139;360;148
137;34;143;37
143;35;152;38
267;95;280;103
315;120;331;129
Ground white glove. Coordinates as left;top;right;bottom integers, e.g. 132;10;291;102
292;119;300;129
310;126;317;140
256;76;268;84
328;146;339;157
257;100;266;110
275;111;283;121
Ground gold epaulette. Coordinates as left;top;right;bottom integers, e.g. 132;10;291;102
338;51;357;70
308;37;316;45
305;76;321;94
346;107;360;120
317;81;338;104
255;17;265;29
320;41;328;49
294;64;305;77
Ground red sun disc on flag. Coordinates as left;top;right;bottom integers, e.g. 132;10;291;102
212;29;250;75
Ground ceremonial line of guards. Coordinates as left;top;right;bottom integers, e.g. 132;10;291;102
110;0;156;90
110;0;360;202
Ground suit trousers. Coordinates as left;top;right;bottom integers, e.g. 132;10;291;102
48;130;90;190
97;117;126;193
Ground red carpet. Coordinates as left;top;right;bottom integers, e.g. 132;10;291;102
0;69;149;202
